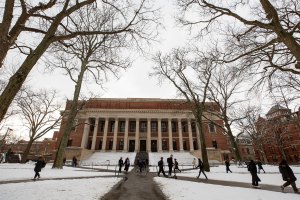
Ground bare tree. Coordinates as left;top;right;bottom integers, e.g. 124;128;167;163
0;0;159;123
235;106;268;163
16;89;62;163
50;4;136;168
152;48;216;171
176;0;300;84
205;67;248;161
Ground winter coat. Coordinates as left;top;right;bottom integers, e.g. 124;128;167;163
158;160;164;168
248;161;257;174
197;159;204;170
279;163;297;182
257;161;263;169
34;160;46;172
118;159;124;167
167;157;173;166
225;160;230;167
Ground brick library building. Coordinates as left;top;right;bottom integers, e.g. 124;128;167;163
54;98;231;162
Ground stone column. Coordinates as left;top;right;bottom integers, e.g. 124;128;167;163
91;118;99;150
112;118;119;151
147;118;151;152
81;118;90;148
158;118;162;152
188;118;194;152
123;118;129;152
101;118;109;151
178;119;184;151
168;118;173;151
135;118;140;152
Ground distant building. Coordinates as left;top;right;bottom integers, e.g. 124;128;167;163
255;105;300;164
54;98;232;162
1;138;56;162
236;134;255;161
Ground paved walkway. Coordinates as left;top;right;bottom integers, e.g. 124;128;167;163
101;168;166;200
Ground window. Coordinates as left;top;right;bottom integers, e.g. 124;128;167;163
108;140;113;150
208;122;216;133
161;122;167;132
119;121;125;132
212;140;218;149
110;121;115;132
71;119;78;131
67;139;73;147
129;121;136;132
162;140;168;150
140;121;147;132
171;121;177;132
182;122;187;132
151;122;157;132
246;148;250;154
183;140;187;150
191;122;196;132
99;121;105;132
119;140;124;150
173;140;177;150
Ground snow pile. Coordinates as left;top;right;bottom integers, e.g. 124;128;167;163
81;152;136;166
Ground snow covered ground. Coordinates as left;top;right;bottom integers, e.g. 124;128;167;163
1;163;299;200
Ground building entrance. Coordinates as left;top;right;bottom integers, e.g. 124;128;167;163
140;140;146;151
129;140;135;152
151;140;157;152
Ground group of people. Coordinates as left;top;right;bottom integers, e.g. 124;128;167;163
31;155;298;193
157;154;182;177
227;158;298;193
118;157;131;173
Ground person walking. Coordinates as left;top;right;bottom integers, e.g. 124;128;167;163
173;158;181;173
118;157;124;173
256;160;265;174
124;157;130;173
33;157;46;180
72;156;78;167
279;159;299;193
248;159;261;187
225;159;232;173
167;154;174;177
196;158;208;180
158;157;167;177
192;158;197;169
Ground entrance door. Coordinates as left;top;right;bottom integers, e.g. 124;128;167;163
140;140;146;151
151;140;157;152
129;140;135;152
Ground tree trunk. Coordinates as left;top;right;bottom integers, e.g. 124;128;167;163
194;108;210;172
52;61;87;168
225;121;241;161
21;138;34;163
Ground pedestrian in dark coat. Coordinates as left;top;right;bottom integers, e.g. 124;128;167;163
167;154;174;176
173;159;181;173
196;158;208;180
72;156;78;167
158;157;167;177
225;159;232;173
256;160;265;174
138;159;145;173
33;157;46;180
279;159;299;193
118;157;124;173
248;159;261;187
124;157;130;173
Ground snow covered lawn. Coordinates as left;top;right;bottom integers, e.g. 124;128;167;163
0;163;115;181
175;165;300;186
154;178;300;200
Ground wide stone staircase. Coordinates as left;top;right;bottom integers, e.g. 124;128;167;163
134;152;149;165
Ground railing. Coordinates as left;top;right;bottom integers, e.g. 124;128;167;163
79;160;111;170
